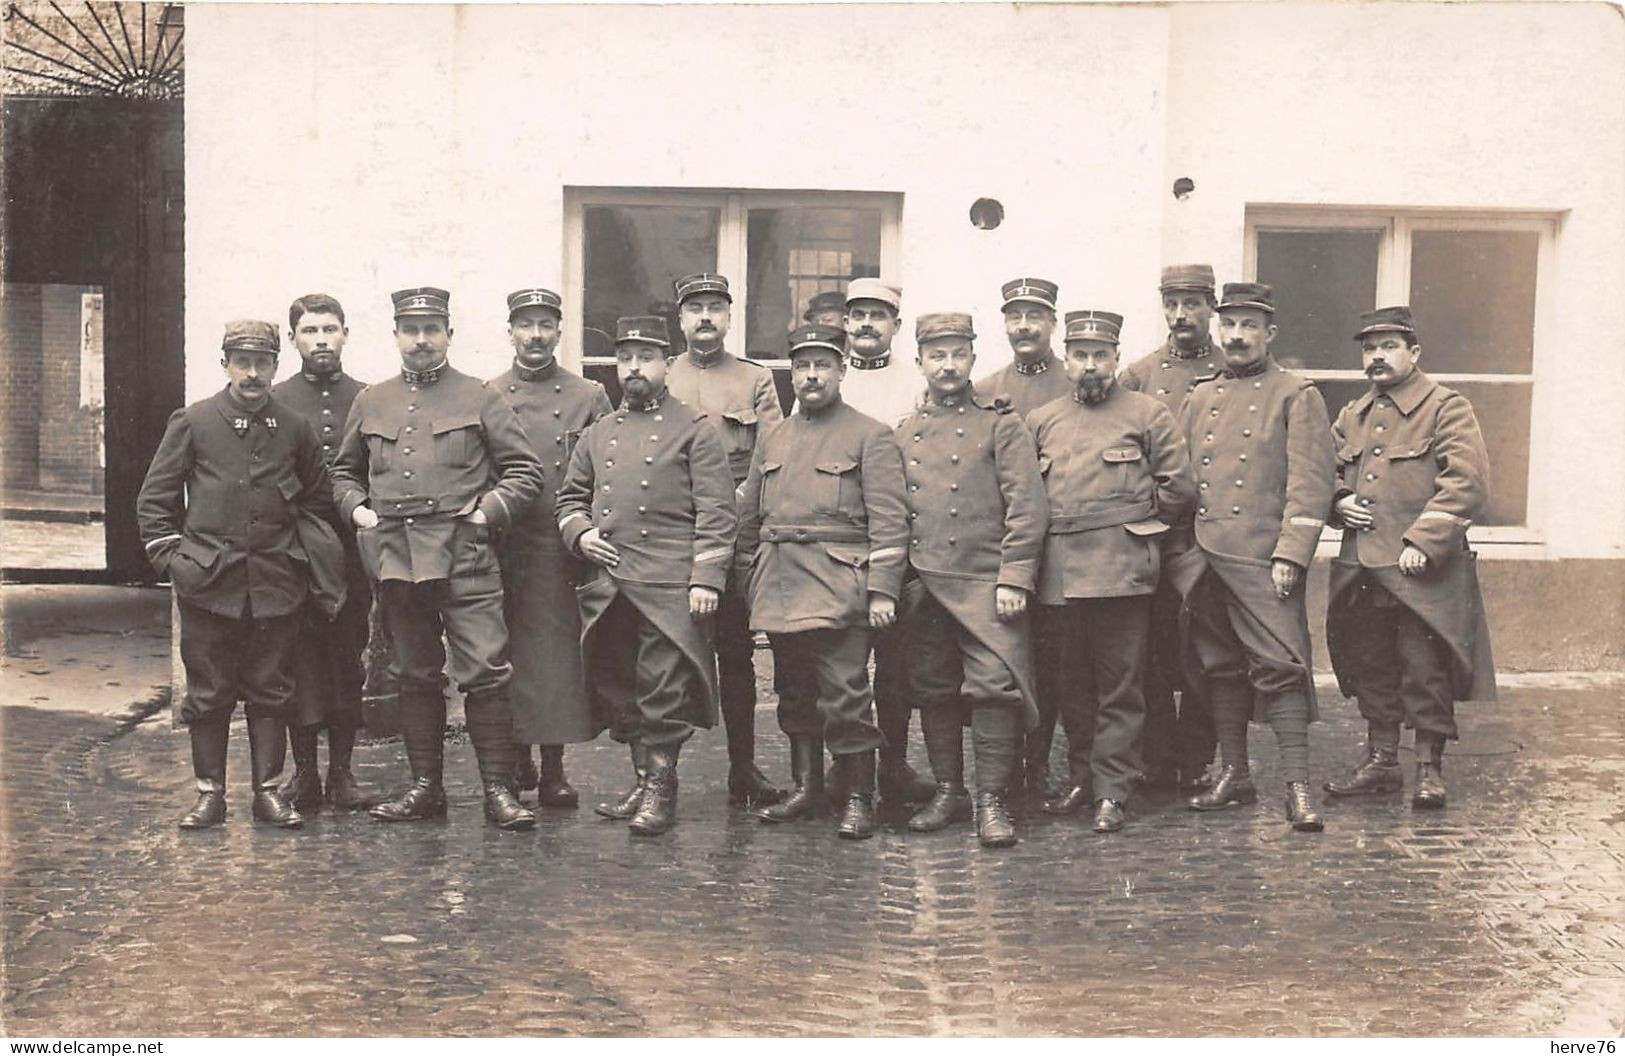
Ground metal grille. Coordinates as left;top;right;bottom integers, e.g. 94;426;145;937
3;1;182;99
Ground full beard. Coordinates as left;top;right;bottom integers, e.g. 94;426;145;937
1077;376;1109;404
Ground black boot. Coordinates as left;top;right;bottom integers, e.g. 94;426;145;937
178;712;230;830
371;688;447;822
1412;733;1447;809
1325;741;1403;797
629;745;680;837
909;784;972;832
974;791;1017;848
536;744;579;809
878;751;936;806
596;742;649;820
1187;765;1258;811
755;734;824;823
281;723;324;812
324;723;376;810
513;747;540;794
910;707;969;832
836;750;877;840
1043;782;1092;816
247;709;303;829
467;688;535;830
1285;780;1325;831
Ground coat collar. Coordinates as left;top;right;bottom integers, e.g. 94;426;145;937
400;358;448;384
1158;336;1219;363
1356;367;1437;417
1012;353;1060;376
216;389;279;436
513;357;560;383
620;387;668;414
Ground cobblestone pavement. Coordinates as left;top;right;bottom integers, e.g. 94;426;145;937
1;519;106;570
3;676;1622;1037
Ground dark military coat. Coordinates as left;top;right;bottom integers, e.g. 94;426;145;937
895;388;1048;723
273;369;365;463
138;389;337;619
666;348;784;484
975;353;1072;419
555;389;737;729
1027;383;1196;603
491;359;613;744
1326;369;1497;702
1119;337;1223;414
330;362;544;584
736;397;909;634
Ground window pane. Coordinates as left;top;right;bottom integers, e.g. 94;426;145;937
745;206;883;361
582;204;719;362
1409;229;1537;375
1256;228;1382;372
1314;378;1528;527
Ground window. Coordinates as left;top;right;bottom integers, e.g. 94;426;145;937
564;188;901;410
1245;208;1554;538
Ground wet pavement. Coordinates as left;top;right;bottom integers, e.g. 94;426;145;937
2;672;1623;1037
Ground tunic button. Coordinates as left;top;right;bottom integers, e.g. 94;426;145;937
321;391;329;398
1205;434;1214;442
609;438;617;446
508;385;517;393
914;435;922;442
403;447;412;454
950;483;959;491
1161;362;1171;369
408;405;417;412
958;406;966;415
645;456;654;464
909;512;918;520
649;435;659;441
556;385;563;393
1254;381;1263;389
910;459;920;466
641;480;650;488
322;443;331;451
1366;473;1377;481
557;436;564;444
1235;480;1244;487
949;508;958;517
1199;506;1207;514
1200;482;1209;490
427;499;437;507
1157;388;1169;396
1373;446;1384;455
1239;454;1247;461
1201;457;1211;465
639;505;648;514
602;529;613;539
405;517;414;525
1242;429;1252;437
1360;497;1373;506
606;459;615;468
554;461;561;468
410;385;419;392
404;426;415;434
322;425;333;434
950;455;960;464
403;471;413;479
640;529;649;538
1210;409;1219;417
1248;405;1257;412
948;537;957;545
602;509;612;517
654;415;663;422
1376;425;1386;433
912;538;921;546
955;428;964;436
553;410;561;417
1216;386;1225;394
251;453;262;462
602;484;611;492
909;484;919;492
1232;506;1241;514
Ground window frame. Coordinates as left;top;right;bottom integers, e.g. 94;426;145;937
562;186;903;373
1244;205;1559;549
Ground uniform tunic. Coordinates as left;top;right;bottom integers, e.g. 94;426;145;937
555;390;736;744
1118;338;1222;414
895;390;1047;727
1174;357;1335;716
138;389;338;722
975;354;1072;419
273;369;372;729
330;362;545;694
491;359;613;745
1325;369;1497;736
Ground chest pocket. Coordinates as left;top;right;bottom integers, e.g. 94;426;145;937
1102;445;1144;493
1385;436;1434;463
360;421;399;474
758;459;783;512
815;458;860;516
719;409;759;476
433;413;483;469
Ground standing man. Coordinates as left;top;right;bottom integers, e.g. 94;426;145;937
1028;311;1196;833
331;287;545;830
736;323;909;839
1119;265;1224;793
974;277;1073;807
1178;282;1335;832
897;313;1048;848
138;320;340;830
272;293;376;812
664;272;786;807
557;316;737;836
490;287;613;808
1324;306;1495;809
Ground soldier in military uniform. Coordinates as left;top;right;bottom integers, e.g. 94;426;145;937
1119;265;1224;794
1177;282;1335;832
974;277;1075;808
138;320;342;830
737;324;909;839
896;313;1048;848
556;316;737;837
271;293;376;812
489;288;613;808
1324;306;1496;809
804;290;846;328
1029;311;1197;833
664;273;787;807
331;287;545;830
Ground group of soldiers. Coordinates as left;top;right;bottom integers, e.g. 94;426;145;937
137;263;1496;846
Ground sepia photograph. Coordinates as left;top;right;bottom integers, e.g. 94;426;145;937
1;0;1622;1040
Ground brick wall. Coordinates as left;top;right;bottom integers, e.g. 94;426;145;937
1;283;103;497
1;284;44;491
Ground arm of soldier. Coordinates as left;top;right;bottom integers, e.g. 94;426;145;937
1272;384;1337;577
860;427;910;626
991;415;1047;619
1327;405;1373;531
1145;402;1197;524
330;398;374;527
291;416;337;525
476;388;545;530
1401;392;1490;569
686;420;736;613
753;368;785;429
732;436;768;590
1116;357;1145;392
555;431;608;560
135;408;193;571
590;383;614;423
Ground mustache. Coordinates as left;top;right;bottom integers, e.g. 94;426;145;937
1365;362;1389;374
854;329;880;339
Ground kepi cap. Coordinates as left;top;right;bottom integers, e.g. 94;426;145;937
845;277;902;312
1160;264;1217;294
1063;310;1124;345
221;320;280;355
506;288;562;317
614;315;671;348
391;287;451;318
1000;277;1059;312
1355;305;1417;339
916;312;976;344
804;290;846;320
1217;282;1276;315
674;273;731;305
787;323;846;358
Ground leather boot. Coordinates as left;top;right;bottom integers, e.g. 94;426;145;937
878;752;936;806
536;744;579;809
908;783;972;832
629;744;680;836
836;750;878;840
596;742;649;819
467;688;535;830
1285;780;1325;831
974;791;1018;848
324;723;376;810
1325;742;1403;797
1092;798;1126;834
247;710;303;828
281;723;324;812
513;748;540;794
1043;782;1092;816
1187;765;1258;811
911;707;969;831
483;784;537;830
178;713;230;830
371;688;447;822
1412;734;1447;809
1180;759;1218;796
755;734;824;823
